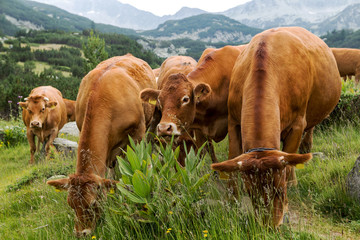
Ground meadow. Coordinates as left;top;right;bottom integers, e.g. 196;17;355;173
1;114;360;239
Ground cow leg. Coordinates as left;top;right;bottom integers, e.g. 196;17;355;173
27;130;36;164
45;128;58;160
355;67;360;83
299;127;314;154
228;120;242;159
227;119;242;197
193;130;218;163
282;117;306;187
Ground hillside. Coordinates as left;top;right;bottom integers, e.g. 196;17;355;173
141;14;262;43
222;0;360;34
322;29;360;48
312;3;360;35
31;0;207;30
0;0;137;36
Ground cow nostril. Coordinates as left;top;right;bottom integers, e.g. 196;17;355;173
166;124;172;132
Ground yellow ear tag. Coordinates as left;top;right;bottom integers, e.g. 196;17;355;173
109;188;115;194
219;171;230;180
55;188;61;192
296;163;305;169
148;99;156;105
50;105;57;109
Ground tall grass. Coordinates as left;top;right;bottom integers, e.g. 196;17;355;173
1;119;360;239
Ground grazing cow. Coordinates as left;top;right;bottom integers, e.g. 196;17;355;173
211;27;341;227
157;56;197;89
63;98;76;122
141;45;246;164
331;48;360;82
149;56;197;165
19;86;67;164
47;54;156;237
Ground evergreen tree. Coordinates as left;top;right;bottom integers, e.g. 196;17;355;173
83;30;108;73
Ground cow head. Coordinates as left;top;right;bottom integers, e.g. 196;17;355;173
19;95;57;128
140;73;211;138
211;150;312;227
47;174;117;237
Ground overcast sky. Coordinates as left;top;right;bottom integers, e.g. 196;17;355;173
118;0;252;16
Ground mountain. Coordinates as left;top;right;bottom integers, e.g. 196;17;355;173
222;0;360;33
30;0;207;30
140;14;262;43
312;3;360;35
0;0;137;36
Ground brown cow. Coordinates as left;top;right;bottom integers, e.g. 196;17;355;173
19;86;67;164
211;27;341;227
141;45;246;164
149;56;197;165
157;56;197;89
63;98;76;122
47;54;156;237
331;48;360;81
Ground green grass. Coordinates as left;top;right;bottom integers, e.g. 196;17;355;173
17;61;71;77
1;119;360;239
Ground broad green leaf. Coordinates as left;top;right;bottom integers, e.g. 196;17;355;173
132;170;151;198
191;173;210;191
128;136;136;149
127;145;141;171
117;157;133;176
117;184;147;204
176;161;190;186
122;174;132;185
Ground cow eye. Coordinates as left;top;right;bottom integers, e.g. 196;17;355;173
42;107;45;112
27;109;32;114
182;96;190;104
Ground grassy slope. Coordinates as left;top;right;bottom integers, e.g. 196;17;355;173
1;120;360;239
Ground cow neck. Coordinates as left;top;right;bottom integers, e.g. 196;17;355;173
241;74;281;152
188;59;232;119
76;97;110;177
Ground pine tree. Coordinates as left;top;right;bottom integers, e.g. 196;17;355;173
82;30;108;73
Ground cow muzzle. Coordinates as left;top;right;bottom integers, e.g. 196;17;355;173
157;122;181;136
30;121;42;128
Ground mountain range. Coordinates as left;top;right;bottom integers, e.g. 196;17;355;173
31;0;360;35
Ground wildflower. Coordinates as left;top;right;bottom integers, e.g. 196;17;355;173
55;189;61;192
168;211;173;215
203;230;208;234
92;236;96;239
8;100;12;103
204;234;208;237
18;96;23;99
166;228;172;234
109;188;115;194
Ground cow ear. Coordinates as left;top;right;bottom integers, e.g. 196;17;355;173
194;83;211;103
47;178;70;190
211;158;243;172
101;179;119;190
140;88;160;106
19;102;28;109
46;101;57;109
284;153;312;166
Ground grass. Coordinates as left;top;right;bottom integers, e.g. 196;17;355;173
16;61;71;77
1;119;360;239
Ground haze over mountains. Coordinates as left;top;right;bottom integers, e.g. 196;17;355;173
32;0;360;34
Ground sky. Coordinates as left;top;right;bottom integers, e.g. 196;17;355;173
118;0;252;16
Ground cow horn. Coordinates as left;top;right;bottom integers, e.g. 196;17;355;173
24;97;28;101
43;97;49;102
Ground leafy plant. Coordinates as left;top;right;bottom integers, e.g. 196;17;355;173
115;136;211;222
